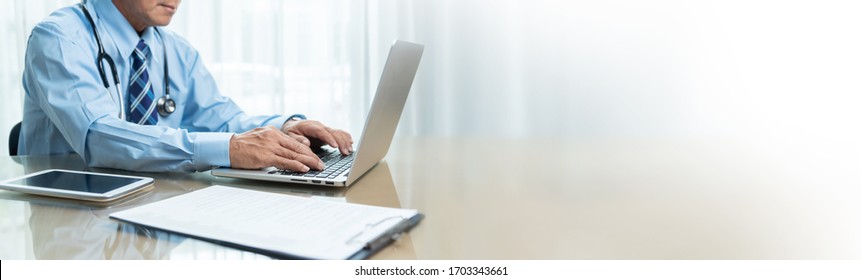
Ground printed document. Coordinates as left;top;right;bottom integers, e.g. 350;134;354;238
110;185;418;259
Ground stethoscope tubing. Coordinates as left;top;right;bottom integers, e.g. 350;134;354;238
80;2;174;121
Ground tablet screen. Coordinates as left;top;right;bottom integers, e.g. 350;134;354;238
8;170;142;194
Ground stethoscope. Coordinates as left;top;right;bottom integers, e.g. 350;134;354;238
79;3;175;121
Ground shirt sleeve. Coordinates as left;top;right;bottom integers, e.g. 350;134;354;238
23;22;230;172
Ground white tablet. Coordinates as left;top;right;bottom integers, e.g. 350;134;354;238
0;169;154;202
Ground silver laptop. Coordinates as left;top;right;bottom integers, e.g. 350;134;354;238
211;40;423;187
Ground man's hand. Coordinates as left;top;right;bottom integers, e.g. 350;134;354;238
229;126;325;171
281;120;354;155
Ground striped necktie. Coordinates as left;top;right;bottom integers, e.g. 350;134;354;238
128;39;158;125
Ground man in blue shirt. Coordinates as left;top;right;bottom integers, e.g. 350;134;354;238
20;0;353;172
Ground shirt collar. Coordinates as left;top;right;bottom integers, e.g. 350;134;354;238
92;0;158;60
140;27;160;62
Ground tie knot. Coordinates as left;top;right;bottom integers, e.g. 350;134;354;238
134;39;150;59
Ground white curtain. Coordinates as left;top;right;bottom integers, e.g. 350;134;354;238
169;0;369;133
369;0;861;142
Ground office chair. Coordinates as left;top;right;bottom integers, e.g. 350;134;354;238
9;121;21;156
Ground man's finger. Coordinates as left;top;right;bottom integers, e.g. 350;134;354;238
274;148;323;170
306;125;340;149
269;155;310;172
287;131;311;146
274;134;322;169
277;132;316;156
331;129;352;155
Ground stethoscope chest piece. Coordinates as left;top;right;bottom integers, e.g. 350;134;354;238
157;95;176;116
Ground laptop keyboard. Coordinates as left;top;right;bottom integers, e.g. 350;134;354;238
268;149;353;179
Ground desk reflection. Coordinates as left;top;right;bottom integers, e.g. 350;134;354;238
22;163;195;259
0;155;415;259
28;203;181;259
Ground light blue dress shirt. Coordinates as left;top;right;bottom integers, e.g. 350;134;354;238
20;0;290;172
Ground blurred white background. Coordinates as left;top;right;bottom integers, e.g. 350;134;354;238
1;0;859;156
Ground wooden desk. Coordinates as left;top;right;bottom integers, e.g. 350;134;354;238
1;137;860;259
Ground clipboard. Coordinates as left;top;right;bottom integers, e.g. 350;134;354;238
346;213;424;260
109;185;424;259
111;212;424;260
